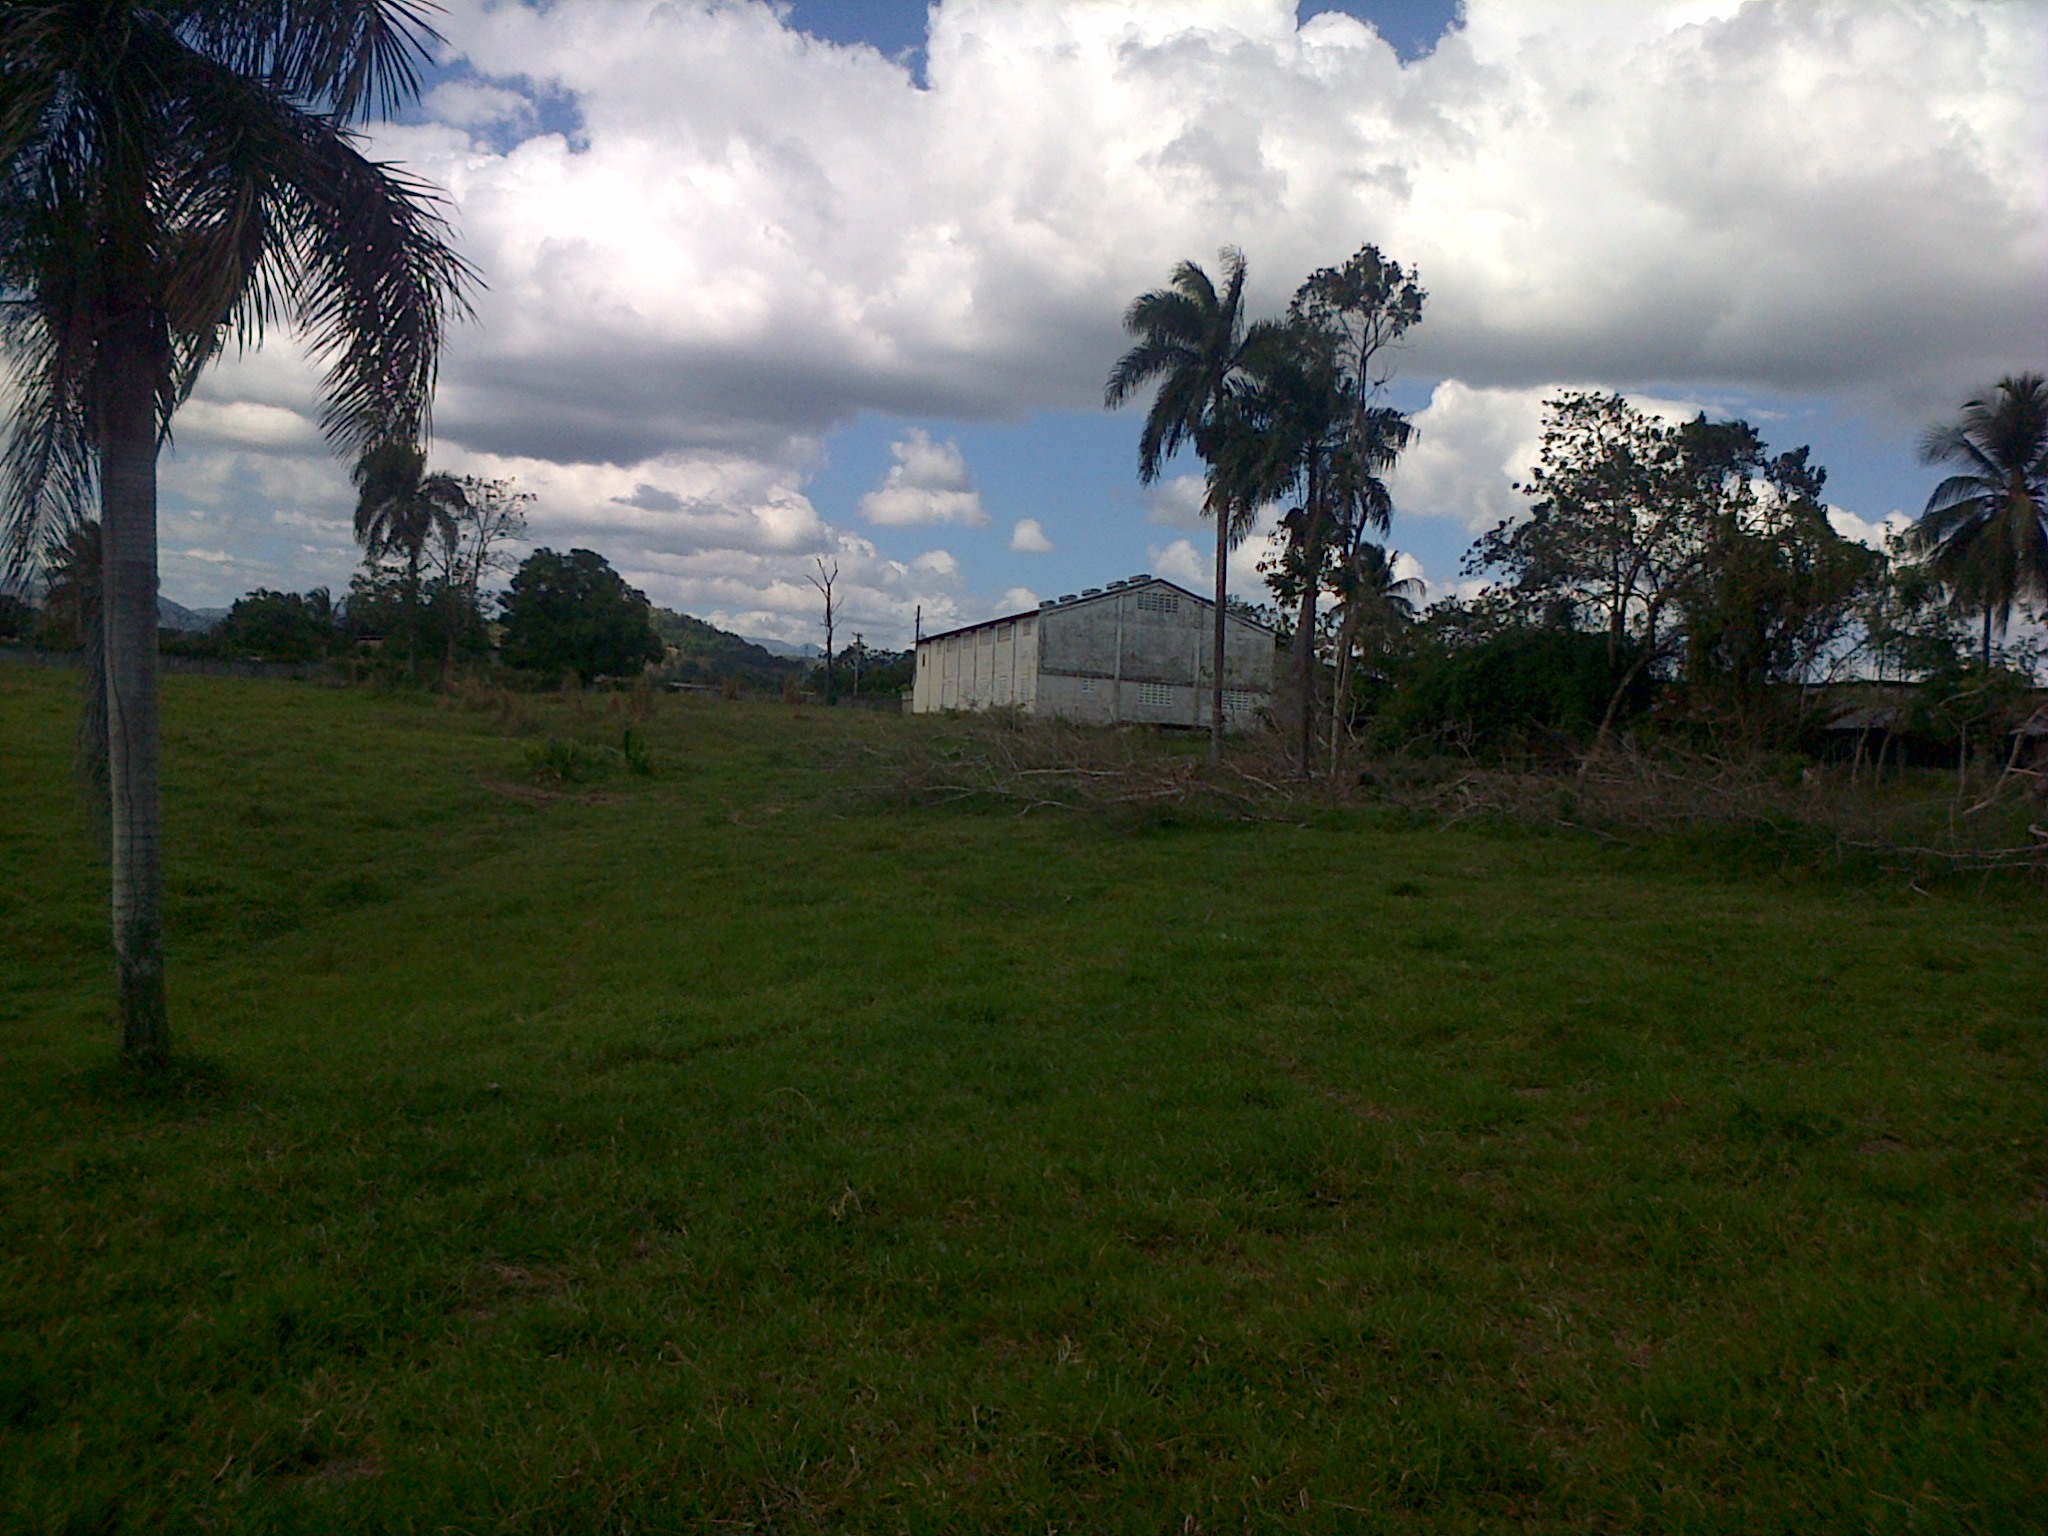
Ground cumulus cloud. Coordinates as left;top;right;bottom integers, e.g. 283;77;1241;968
859;429;989;526
1827;506;1913;551
149;0;2045;628
1148;505;1287;596
394;0;2041;456
1009;517;1054;553
1145;474;1210;527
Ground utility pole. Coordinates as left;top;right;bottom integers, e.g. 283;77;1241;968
851;632;862;697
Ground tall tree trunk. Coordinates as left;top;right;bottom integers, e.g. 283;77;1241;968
1982;607;1993;669
1328;601;1363;785
1293;530;1327;778
1210;499;1228;760
405;545;422;682
99;305;170;1067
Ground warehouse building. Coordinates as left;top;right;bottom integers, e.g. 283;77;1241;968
911;575;1276;730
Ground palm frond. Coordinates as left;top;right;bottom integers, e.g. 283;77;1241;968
177;0;445;122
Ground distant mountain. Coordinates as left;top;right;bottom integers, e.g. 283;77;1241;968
159;597;226;632
651;608;809;689
744;636;823;658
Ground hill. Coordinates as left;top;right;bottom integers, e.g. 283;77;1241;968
650;607;807;690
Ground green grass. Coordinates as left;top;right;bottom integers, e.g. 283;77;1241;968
2;667;2044;1532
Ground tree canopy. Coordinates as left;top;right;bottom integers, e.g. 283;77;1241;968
500;547;665;684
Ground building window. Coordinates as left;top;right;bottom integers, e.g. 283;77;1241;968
1137;682;1174;707
1079;678;1095;694
1224;689;1256;714
1136;591;1178;614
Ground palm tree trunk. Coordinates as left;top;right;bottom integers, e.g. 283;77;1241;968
1211;502;1228;760
406;545;422;682
99;305;170;1066
1328;602;1362;785
1982;608;1993;669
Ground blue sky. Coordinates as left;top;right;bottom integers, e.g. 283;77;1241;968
152;1;2043;646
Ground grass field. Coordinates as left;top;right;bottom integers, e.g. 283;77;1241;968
2;665;2044;1533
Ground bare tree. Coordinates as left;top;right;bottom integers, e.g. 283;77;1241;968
428;475;531;676
809;558;839;703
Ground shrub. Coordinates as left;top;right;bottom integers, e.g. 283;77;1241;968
1385;627;1652;752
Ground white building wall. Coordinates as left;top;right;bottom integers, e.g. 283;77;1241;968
911;582;1266;726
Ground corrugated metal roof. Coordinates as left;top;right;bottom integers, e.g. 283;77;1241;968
1822;704;1903;732
916;575;1274;646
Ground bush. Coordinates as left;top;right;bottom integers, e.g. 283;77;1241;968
1385;627;1652;752
0;594;37;642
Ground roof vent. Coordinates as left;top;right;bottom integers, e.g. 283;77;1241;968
1130;572;1152;583
1038;599;1055;609
1057;594;1077;604
1082;587;1102;597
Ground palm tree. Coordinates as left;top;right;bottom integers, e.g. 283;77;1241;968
1905;373;2048;667
352;438;468;680
1326;540;1422;780
1;2;475;1066
1105;248;1253;757
1226;312;1413;774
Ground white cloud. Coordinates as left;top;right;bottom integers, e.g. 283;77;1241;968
394;0;2042;463
858;429;989;526
1392;378;1719;533
1145;474;1210;527
1149;537;1205;588
1827;505;1913;551
1000;585;1040;611
1009;517;1054;553
1148;504;1286;597
143;0;2045;626
1391;381;1550;533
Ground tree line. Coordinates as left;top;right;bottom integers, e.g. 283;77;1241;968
1108;244;2046;777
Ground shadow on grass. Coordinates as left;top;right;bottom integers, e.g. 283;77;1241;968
70;1052;238;1109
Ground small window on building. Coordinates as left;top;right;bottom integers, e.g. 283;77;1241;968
1079;678;1095;694
1136;591;1178;614
1224;689;1256;714
1137;682;1174;707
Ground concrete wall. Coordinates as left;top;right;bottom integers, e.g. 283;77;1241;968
913;614;1036;713
913;580;1273;730
1036;582;1272;731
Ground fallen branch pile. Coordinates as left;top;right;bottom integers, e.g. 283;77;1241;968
848;715;2047;879
842;717;1313;822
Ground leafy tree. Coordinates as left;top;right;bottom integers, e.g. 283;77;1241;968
1903;372;2048;667
1468;393;1693;669
500;548;665;685
1679;476;1879;730
1468;401;1875;747
1238;247;1422;774
217;587;337;664
1863;531;1970;682
352;439;468;680
0;591;31;640
0;2;472;1065
1104;248;1256;757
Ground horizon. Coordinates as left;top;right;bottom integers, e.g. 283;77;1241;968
139;0;2044;648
